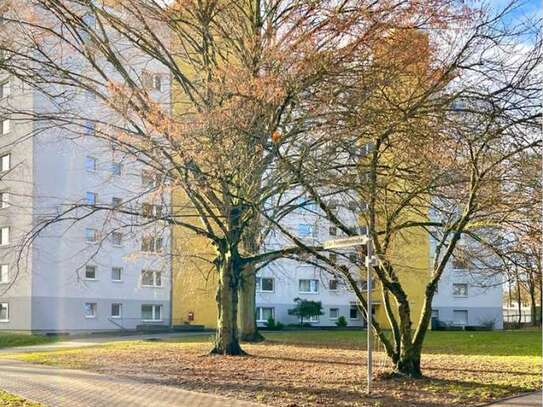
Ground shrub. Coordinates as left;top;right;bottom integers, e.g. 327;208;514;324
335;316;348;327
265;317;284;330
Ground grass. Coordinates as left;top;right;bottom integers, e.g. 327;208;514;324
10;329;541;406
261;329;542;356
0;334;59;349
0;390;41;407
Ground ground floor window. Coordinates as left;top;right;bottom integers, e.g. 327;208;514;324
84;302;97;318
111;303;122;318
256;307;274;322
349;303;359;319
0;302;8;321
453;309;468;326
142;304;162;321
329;308;339;319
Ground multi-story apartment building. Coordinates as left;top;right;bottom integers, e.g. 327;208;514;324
0;11;172;333
431;242;504;329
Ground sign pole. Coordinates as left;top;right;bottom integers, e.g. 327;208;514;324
366;237;373;395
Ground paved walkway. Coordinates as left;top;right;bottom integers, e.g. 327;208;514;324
0;332;209;354
486;392;542;406
0;359;265;407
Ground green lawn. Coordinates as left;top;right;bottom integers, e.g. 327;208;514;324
0;390;41;406
0;334;59;349
259;329;541;356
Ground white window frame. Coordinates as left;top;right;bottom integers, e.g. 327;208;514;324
329;308;339;319
111;162;122;176
86;191;97;205
0;264;8;284
256;306;274;322
141;270;162;287
111;303;122;319
0;226;9;246
0;302;8;322
111;232;123;247
85;156;97;172
111;267;123;282
328;279;338;291
85;228;99;243
0;153;10;172
0;191;8;208
256;277;274;293
298;279;319;294
84;265;97;280
84;302;97;319
453;309;468;326
0;81;10;99
452;283;468;297
141;304;162;322
1;118;10;135
349;303;360;320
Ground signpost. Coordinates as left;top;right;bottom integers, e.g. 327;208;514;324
323;233;377;395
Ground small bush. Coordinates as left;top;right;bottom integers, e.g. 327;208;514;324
335;316;348;328
302;322;312;328
265;317;284;330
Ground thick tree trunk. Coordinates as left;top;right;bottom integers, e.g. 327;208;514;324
211;252;246;355
529;284;537;327
239;265;264;342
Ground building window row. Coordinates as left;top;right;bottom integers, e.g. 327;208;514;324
83;266;162;287
83;303;163;321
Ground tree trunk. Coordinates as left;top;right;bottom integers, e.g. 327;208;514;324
211;251;246;355
516;279;522;327
239;265;264;342
394;349;422;378
529;283;537;327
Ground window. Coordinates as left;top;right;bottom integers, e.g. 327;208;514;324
256;307;274;322
85;228;98;243
111;162;122;176
297;224;314;237
0;303;8;322
141;270;162;287
359;225;368;235
83;120;95;136
111;267;122;282
452;283;468;297
0;226;9;245
453;310;468;326
328;200;338;210
111;197;122;208
111;303;122;318
85;265;96;280
141;304;162;321
329;253;337;263
86;192;97;205
152;74;162;91
141;236;163;253
0;153;10;172
299;279;318;293
0;264;8;283
329;279;338;290
142;170;159;187
329;226;337;236
0;81;9;99
111;232;123;246
348;201;357;211
84;302;97;318
452;257;467;270
1;118;10;135
256;277;274;292
308;314;319;322
0;191;8;208
350;303;359;319
85;156;97;172
142;203;163;218
329;308;339;319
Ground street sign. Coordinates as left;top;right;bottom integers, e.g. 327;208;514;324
322;235;369;249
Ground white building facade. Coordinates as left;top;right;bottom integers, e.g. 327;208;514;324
0;7;172;333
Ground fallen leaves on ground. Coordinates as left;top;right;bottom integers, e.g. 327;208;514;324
16;341;541;407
